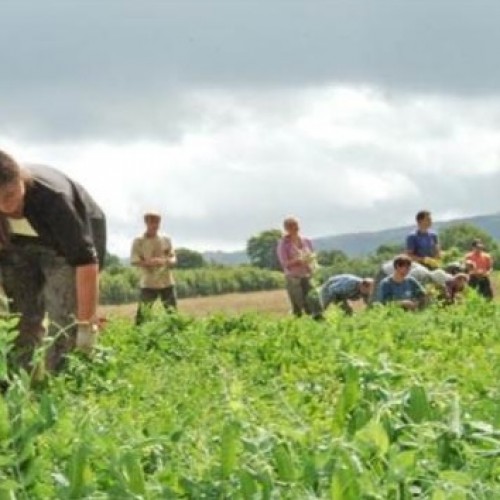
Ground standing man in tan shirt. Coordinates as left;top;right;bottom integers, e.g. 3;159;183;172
130;211;177;324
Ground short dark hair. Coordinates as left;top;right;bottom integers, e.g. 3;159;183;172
0;150;21;186
416;210;431;223
393;254;412;268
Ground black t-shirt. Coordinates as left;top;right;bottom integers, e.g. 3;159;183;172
10;165;106;269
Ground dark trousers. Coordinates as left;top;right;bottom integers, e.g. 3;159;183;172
469;275;493;300
285;276;313;317
0;245;77;374
135;286;177;325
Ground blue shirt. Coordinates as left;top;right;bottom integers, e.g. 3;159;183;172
320;274;364;308
375;276;426;304
406;230;439;258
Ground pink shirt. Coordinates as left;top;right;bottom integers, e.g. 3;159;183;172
276;235;314;277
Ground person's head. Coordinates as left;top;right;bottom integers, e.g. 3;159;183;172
0;150;27;216
416;210;432;231
393;254;412;278
359;278;374;297
283;216;300;236
451;273;469;291
144;211;162;236
471;239;485;253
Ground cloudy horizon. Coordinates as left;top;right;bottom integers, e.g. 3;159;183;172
2;1;499;256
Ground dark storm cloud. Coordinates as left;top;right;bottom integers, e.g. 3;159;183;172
1;1;500;140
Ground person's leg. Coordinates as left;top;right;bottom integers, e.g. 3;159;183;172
308;285;324;320
468;275;480;294
41;252;77;372
135;288;158;325
159;286;177;312
1;250;45;374
285;276;305;316
300;277;314;315
478;276;494;300
338;299;354;315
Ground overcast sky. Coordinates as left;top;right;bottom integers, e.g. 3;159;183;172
1;1;499;255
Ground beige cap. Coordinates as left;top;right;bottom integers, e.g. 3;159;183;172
144;210;162;220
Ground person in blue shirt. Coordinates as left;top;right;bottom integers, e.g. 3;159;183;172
319;274;374;315
374;254;427;311
406;210;441;269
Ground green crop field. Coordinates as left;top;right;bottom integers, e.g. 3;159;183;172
1;294;500;498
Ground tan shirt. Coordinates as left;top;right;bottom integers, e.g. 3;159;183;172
130;234;175;288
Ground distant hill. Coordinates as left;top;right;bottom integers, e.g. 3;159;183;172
203;212;500;265
313;212;500;256
203;250;248;266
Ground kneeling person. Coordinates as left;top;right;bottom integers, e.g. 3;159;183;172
374;255;427;311
319;274;374;315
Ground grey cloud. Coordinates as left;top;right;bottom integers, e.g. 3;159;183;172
2;1;500;140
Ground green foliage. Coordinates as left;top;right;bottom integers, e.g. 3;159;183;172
104;252;123;270
246;229;282;270
317;249;349;266
175;247;206;269
1;298;500;497
374;243;405;260
100;267;139;304
99;265;285;304
439;223;498;253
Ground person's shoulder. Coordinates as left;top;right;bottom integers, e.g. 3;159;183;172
131;235;145;246
342;274;362;283
160;235;173;246
408;276;424;288
406;230;418;242
379;275;392;286
25;164;68;194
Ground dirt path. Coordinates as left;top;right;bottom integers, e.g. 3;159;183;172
101;289;292;320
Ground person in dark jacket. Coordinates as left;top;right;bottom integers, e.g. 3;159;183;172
0;150;106;374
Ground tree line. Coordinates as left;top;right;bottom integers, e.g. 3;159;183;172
100;222;499;304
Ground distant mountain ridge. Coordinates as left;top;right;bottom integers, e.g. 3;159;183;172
203;212;500;265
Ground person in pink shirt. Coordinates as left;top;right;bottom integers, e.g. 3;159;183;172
464;239;494;299
276;216;316;317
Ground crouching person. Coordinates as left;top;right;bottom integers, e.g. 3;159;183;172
436;272;469;305
0;151;106;375
373;254;427;311
319;274;374;315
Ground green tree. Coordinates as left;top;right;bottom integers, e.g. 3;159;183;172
374;243;404;261
104;252;124;272
246;229;282;270
317;249;348;266
439;223;498;253
176;248;206;269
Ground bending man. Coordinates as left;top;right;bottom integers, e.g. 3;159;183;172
0;150;106;373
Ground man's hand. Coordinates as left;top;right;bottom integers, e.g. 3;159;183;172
399;300;418;311
76;321;99;355
142;257;166;268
